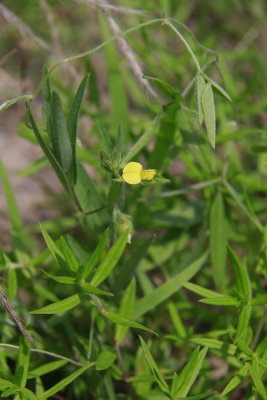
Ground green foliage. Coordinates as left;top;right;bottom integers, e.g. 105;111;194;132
0;1;266;399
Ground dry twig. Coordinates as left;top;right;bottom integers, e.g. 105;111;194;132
0;286;34;344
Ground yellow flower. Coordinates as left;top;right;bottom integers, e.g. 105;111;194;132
122;162;156;185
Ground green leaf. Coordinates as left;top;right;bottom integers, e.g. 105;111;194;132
29;360;67;378
122;112;161;165
143;75;183;101
201;83;216;148
237;340;254;358
1;387;18;397
7;268;17;302
174;347;207;397
235;305;251;343
221;364;249;396
209;76;232;102
250;359;267;400
104;312;155;335
30;294;81;314
255;336;267;357
167;302;186;338
133;251;208;320
190;338;237;356
210;192;227;288
200;296;239;306
39;224;71;276
0;378;16;391
40;269;76;284
60;236;79;273
139;336;170;395
96;350;117;371
20;388;39;400
80;282;113;297
51;91;73;173
251;294;267;306
182;281;226;299
39;363;93;399
28;108;72;195
15;336;31;389
115;278;136;344
67;74;89;183
195;73;206;124
227;245;252;301
90;230;128;287
83;228;109;279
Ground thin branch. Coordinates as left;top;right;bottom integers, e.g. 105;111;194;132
75;0;145;15
0;3;55;56
0;343;89;366
82;0;158;99
0;48;18;67
0;286;34;344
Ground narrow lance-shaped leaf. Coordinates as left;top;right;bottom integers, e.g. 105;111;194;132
202;82;216;149
90;230;129;287
28;360;67;379
210;191;227;288
51;91;73;173
96;350;117;371
15;335;31;389
195;73;206;124
250;359;267;400
115;278;136;344
39;363;93;400
227;245;252;301
83;228;109;279
104;312;155;335
30;294;81;315
28;108;72;196
221;364;249;396
174;347;208;397
139;336;170;395
60;236;79;273
39;224;72;276
234;305;251;343
67;74;89;183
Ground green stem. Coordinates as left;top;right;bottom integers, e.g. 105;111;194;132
0;343;87;367
164;18;201;72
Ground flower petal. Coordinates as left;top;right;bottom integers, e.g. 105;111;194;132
141;169;157;181
122;162;142;184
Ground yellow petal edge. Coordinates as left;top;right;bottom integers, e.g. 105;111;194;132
122;162;142;184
